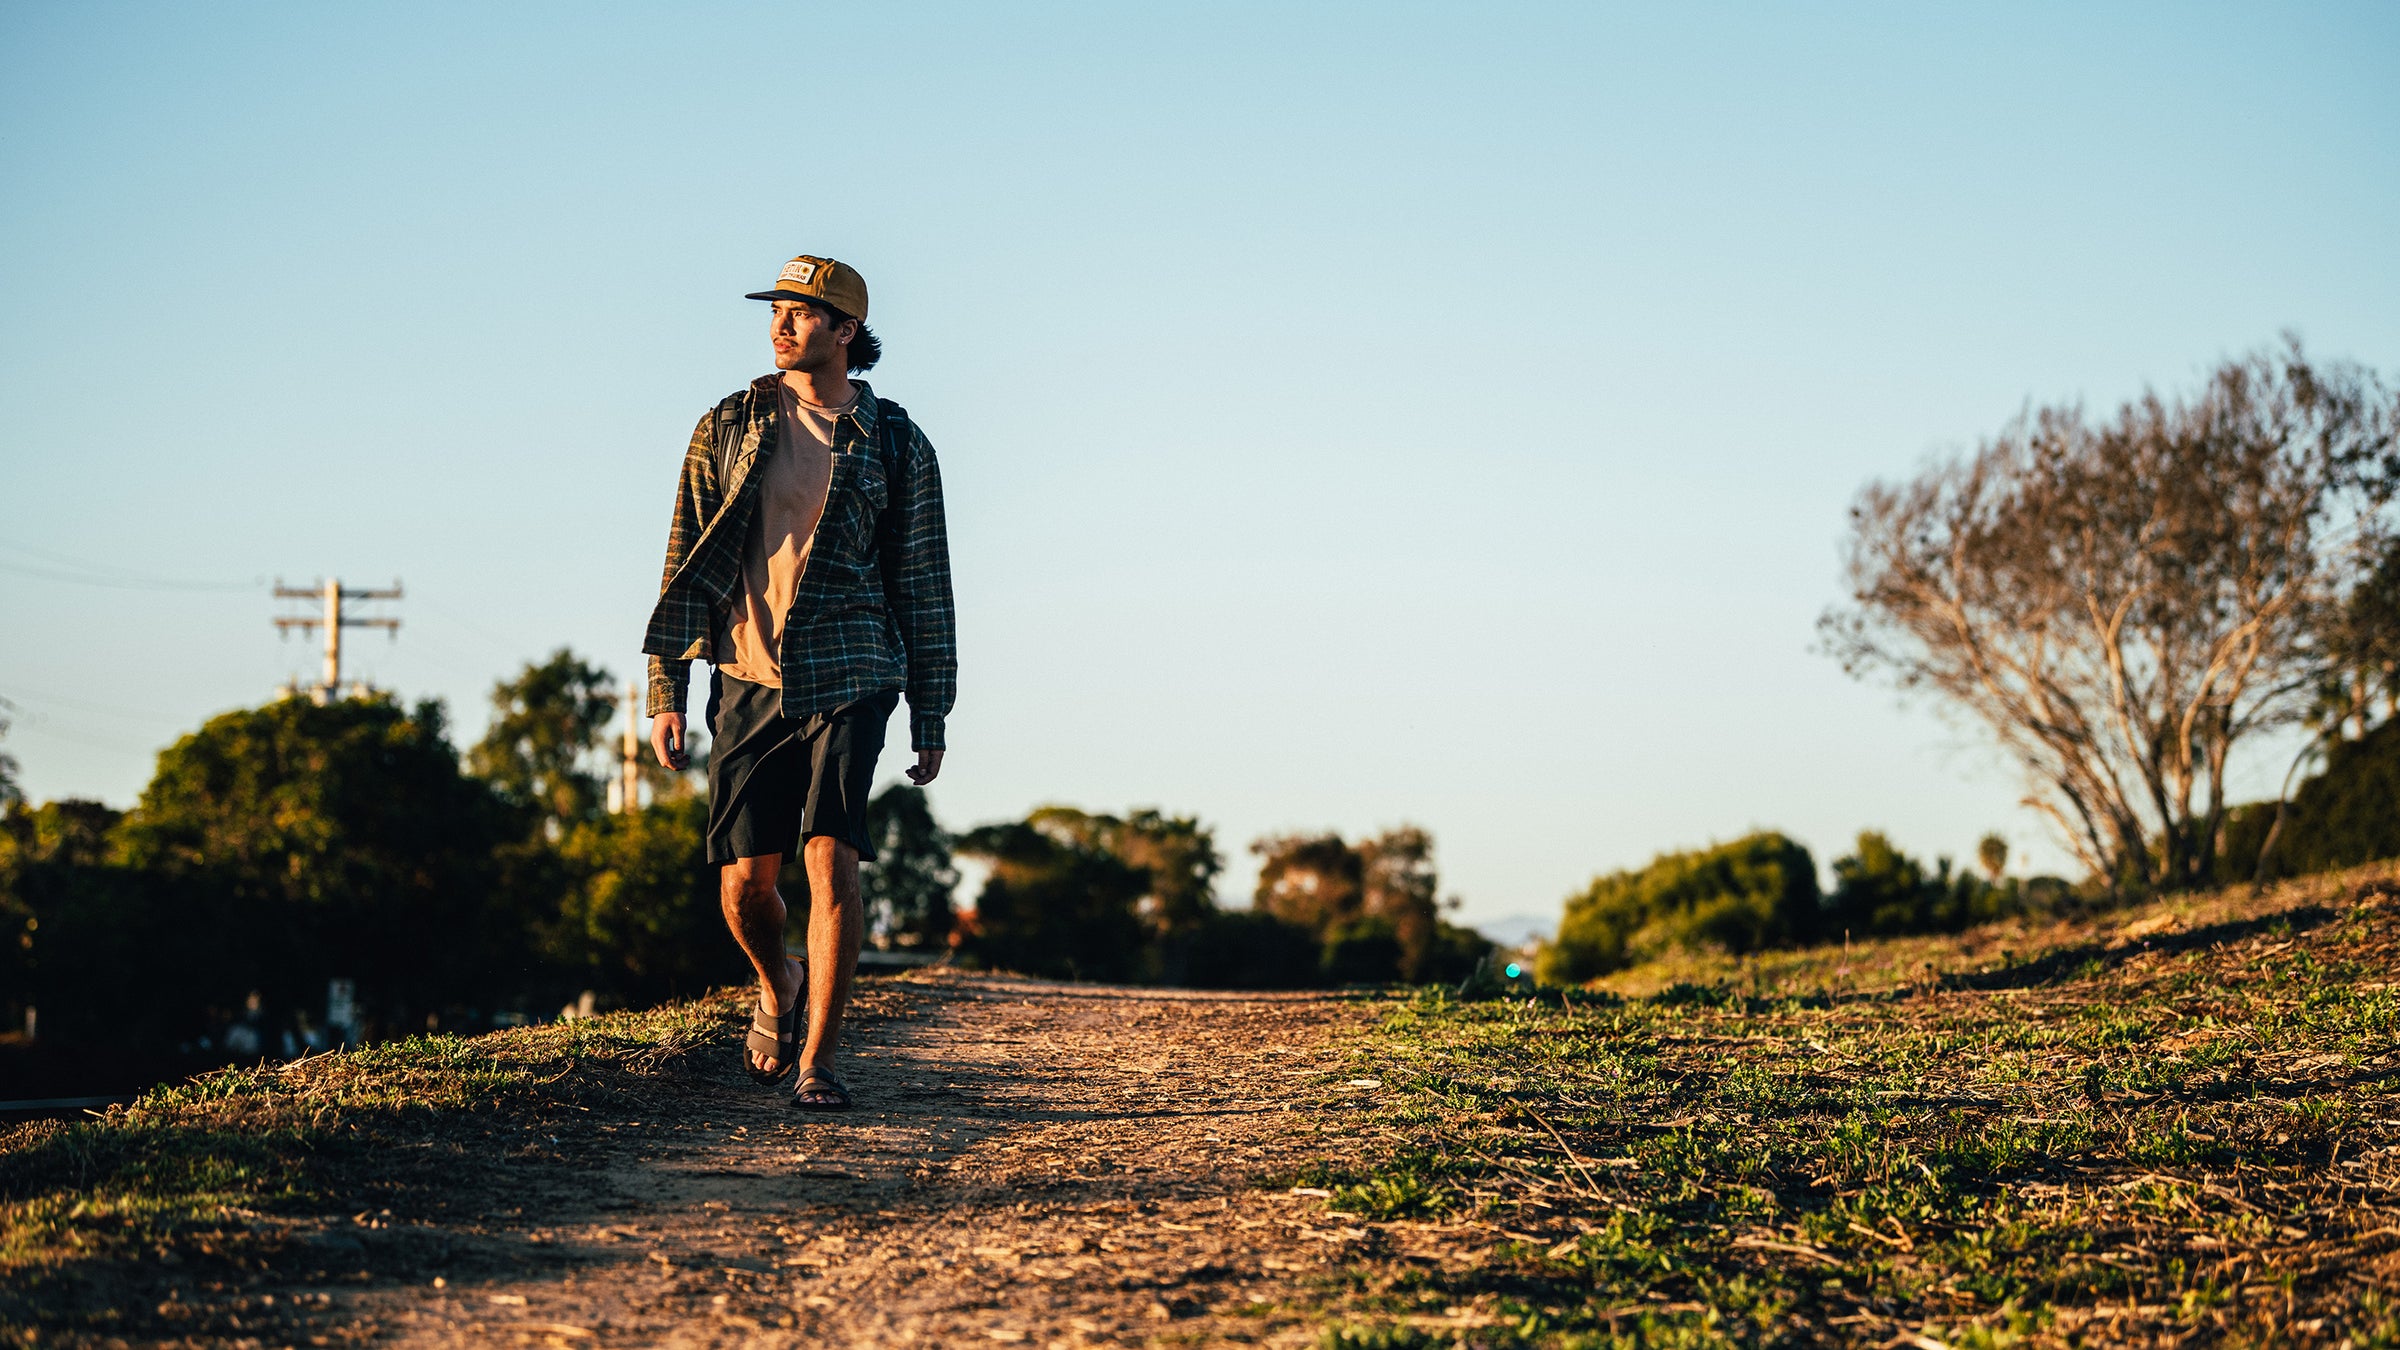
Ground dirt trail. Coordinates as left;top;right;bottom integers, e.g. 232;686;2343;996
325;971;1374;1347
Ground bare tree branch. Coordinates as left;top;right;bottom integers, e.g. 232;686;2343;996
1822;342;2399;891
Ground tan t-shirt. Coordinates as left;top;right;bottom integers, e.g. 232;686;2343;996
715;381;855;687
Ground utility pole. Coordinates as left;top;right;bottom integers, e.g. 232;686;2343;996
273;578;402;703
613;680;643;813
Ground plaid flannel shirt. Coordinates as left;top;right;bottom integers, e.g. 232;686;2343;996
642;376;956;752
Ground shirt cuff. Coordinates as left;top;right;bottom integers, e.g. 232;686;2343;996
645;658;690;717
910;709;946;753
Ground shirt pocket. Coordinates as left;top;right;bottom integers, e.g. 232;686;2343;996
822;452;890;560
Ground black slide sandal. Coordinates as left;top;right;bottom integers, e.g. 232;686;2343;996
791;1067;853;1112
741;958;807;1085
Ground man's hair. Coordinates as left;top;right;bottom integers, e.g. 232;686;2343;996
812;302;882;373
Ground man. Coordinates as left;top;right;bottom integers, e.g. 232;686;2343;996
641;253;955;1111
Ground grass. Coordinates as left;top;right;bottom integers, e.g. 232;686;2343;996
9;868;2399;1346
0;990;733;1341
1297;864;2400;1348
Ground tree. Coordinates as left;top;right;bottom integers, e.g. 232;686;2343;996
1828;831;1931;934
113;695;523;1033
862;784;957;950
469;650;619;832
1826;831;2035;938
1539;832;1819;983
0;701;21;812
549;795;741;1006
2220;716;2400;882
1976;833;2008;883
1823;342;2400;892
1029;807;1221;937
955;819;1148;982
1254;832;1362;932
1253;826;1488;983
2317;533;2400;739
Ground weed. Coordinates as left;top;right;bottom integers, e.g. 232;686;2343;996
1292;864;2400;1346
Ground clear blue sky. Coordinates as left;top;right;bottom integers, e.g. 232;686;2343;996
4;2;2396;933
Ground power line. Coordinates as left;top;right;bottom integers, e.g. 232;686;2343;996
0;558;265;593
0;684;188;729
0;693;159;758
0;540;264;593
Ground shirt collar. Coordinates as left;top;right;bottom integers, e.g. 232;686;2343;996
751;374;877;437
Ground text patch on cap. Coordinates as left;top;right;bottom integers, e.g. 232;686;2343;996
780;260;818;286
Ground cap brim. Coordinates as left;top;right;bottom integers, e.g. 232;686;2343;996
744;289;814;301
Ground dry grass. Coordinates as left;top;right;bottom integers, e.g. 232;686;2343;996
1299;864;2400;1347
6;866;2397;1347
0;989;736;1341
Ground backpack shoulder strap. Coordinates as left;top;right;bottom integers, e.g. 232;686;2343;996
874;396;910;460
709;390;752;486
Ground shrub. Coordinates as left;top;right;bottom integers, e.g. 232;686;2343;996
1172;909;1322;989
1825;830;2041;936
1539;832;1820;983
1321;917;1405;984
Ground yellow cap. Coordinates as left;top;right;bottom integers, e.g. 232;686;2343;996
744;254;869;320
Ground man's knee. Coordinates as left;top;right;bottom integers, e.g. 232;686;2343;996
802;835;861;905
803;834;859;868
721;856;781;905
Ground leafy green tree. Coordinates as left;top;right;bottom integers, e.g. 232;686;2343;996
1253;832;1363;934
1827;831;1930;934
1976;833;2009;882
113;695;523;1034
863;784;957;950
1540;832;1820;983
469;650;619;832
1248;821;1488;975
1174;909;1321;988
2317;533;2400;740
1029;806;1221;937
3;798;122;867
3;839;242;1067
548;795;740;1006
1252;826;1488;983
956;820;1148;982
1826;830;2038;937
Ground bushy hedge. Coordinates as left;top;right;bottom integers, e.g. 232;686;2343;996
1538;829;2074;984
1538;832;1821;983
1823;831;2050;937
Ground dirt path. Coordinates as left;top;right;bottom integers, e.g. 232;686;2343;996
318;971;1375;1347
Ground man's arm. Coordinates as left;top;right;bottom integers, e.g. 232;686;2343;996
879;418;957;762
643;409;725;727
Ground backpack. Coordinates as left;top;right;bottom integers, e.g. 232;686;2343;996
708;386;908;491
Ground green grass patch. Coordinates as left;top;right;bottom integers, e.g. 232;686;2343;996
1291;866;2400;1346
0;989;736;1338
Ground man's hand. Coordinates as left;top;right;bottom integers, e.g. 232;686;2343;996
651;713;690;770
906;748;943;786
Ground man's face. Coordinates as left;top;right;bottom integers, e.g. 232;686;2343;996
769;300;857;374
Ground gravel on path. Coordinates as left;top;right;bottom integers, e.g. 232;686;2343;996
330;970;1377;1348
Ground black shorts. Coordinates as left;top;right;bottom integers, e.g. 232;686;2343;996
705;672;897;865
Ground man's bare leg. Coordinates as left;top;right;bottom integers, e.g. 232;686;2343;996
794;834;864;1102
721;854;805;1077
